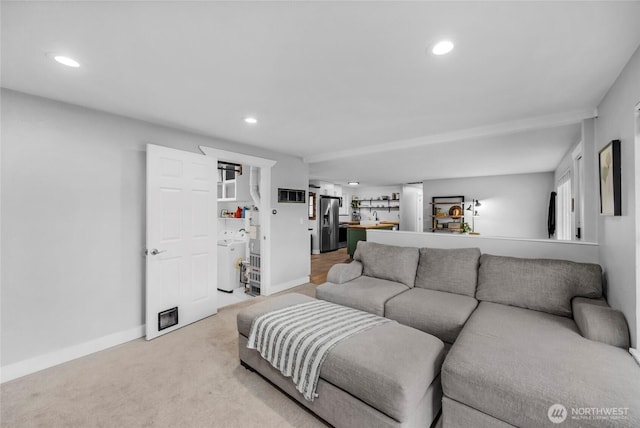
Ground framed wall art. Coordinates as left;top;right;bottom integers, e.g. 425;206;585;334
598;139;621;216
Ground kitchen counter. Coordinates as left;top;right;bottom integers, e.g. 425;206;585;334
380;221;400;225
347;223;394;257
347;223;396;229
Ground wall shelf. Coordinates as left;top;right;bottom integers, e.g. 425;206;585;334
431;195;466;233
352;198;400;213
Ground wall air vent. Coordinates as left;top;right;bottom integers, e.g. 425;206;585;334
158;307;179;331
278;188;306;203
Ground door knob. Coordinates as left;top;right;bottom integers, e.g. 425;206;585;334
147;248;166;255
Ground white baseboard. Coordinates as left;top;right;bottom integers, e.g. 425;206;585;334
311;250;320;255
266;276;310;296
1;325;145;383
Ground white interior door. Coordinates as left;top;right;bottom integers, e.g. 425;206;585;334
146;144;218;340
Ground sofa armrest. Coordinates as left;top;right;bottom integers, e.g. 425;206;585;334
326;261;363;284
572;297;630;348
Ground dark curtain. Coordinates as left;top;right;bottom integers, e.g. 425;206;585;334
548;191;556;238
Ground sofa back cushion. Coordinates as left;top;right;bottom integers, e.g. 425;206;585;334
353;241;419;288
414;248;481;297
476;254;602;317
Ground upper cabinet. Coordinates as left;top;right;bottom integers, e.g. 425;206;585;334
310;181;351;214
217;163;250;202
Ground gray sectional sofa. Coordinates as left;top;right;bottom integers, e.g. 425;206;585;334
317;241;640;427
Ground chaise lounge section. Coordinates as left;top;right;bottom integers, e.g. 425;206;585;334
237;292;446;428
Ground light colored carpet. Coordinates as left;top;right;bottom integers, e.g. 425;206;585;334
1;284;327;428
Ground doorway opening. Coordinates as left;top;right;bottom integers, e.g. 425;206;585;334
199;146;276;304
215;160;260;308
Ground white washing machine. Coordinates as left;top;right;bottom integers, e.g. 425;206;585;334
217;241;246;292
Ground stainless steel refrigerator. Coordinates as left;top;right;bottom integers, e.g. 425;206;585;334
319;196;340;252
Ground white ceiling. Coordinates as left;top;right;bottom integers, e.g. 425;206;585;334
3;1;640;185
310;122;582;185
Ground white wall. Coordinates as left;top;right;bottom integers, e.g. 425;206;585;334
423;172;554;239
0;90;310;370
368;230;599;264
270;159;310;288
595;45;640;348
582;119;599;244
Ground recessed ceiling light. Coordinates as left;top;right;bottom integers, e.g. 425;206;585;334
431;40;454;56
52;55;80;68
244;117;258;124
348;182;359;186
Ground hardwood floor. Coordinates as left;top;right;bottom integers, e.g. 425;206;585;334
310;248;351;284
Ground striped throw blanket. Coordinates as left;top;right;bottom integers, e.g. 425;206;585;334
247;300;392;401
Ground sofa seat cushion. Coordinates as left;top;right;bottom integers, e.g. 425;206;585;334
443;302;640;428
317;276;409;316
414;247;481;297
321;322;444;423
476;254;602;317
238;293;445;423
353;241;420;288
384;288;478;344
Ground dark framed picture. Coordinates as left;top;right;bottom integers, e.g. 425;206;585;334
598;139;621;216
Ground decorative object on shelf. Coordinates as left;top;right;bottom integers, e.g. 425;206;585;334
448;205;463;218
461;222;472;234
598;139;621;216
447;222;462;230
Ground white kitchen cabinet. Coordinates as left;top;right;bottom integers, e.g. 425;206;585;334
218;166;250;202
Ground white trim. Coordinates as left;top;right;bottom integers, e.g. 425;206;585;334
260;166;273;295
572;140;584;160
312;249;321;255
572;141;585;241
199;145;277;295
1;325;144;383
634;101;640;349
198;146;276;168
264;276;310;296
304;109;596;163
